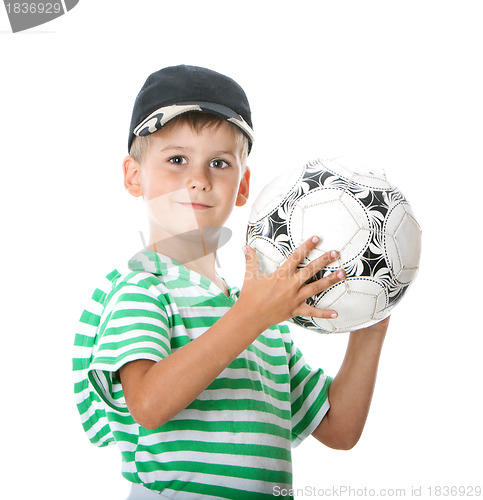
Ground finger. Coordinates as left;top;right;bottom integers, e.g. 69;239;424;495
295;303;339;320
297;250;340;283
285;236;320;274
301;269;345;299
243;245;260;276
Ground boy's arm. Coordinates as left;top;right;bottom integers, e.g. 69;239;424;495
120;237;345;430
118;302;268;430
311;316;390;450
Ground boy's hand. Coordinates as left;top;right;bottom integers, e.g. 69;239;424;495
239;236;345;332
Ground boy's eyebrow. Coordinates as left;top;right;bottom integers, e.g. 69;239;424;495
159;145;189;152
212;150;237;157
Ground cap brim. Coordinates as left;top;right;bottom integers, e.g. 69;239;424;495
132;101;254;150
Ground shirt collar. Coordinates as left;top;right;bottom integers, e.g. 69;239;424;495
128;250;239;300
128;250;178;276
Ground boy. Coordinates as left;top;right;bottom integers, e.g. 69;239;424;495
73;65;389;499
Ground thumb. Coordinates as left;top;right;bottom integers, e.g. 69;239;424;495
243;245;258;271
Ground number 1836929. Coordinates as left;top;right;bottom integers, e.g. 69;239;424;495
5;3;62;14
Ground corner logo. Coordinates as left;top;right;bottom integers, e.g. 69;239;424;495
3;0;78;33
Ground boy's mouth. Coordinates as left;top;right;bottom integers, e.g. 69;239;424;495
177;202;213;210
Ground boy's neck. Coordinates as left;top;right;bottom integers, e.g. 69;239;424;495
147;227;228;296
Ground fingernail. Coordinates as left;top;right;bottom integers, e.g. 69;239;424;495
337;271;345;279
331;251;338;258
330;312;338;318
312;236;320;243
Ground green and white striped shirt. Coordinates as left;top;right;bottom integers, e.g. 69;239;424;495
73;251;332;499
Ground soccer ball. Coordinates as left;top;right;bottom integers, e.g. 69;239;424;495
246;157;422;333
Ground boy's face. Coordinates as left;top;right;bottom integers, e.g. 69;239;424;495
124;120;250;245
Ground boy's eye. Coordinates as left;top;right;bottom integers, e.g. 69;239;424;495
169;156;187;166
210;158;229;169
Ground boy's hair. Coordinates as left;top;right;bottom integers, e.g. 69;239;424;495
130;112;249;165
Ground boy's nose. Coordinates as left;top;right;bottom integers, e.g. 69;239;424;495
186;166;211;191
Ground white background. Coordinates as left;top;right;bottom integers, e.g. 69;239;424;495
1;1;482;499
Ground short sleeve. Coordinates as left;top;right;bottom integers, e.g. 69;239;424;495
283;326;333;447
88;282;171;413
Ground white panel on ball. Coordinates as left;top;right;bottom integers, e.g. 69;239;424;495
393;211;422;283
311;278;388;333
246;157;422;334
289;188;372;269
324;157;392;190
250;237;285;274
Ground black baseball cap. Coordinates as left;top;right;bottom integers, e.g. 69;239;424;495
128;65;254;154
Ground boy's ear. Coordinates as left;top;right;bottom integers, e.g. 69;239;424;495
235;166;251;207
123;156;143;197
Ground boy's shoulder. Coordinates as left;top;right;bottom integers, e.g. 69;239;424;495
73;252;171;369
90;251;184;303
